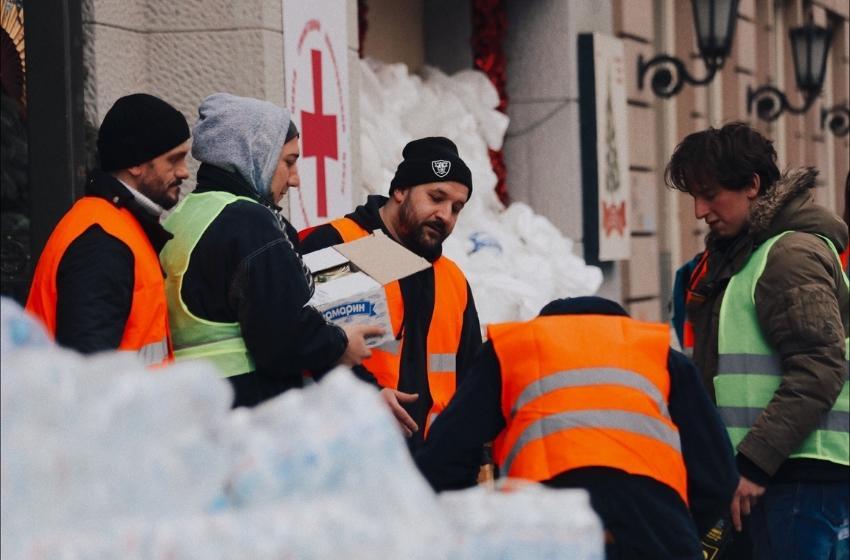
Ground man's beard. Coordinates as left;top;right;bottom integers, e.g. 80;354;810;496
398;198;447;262
140;178;181;210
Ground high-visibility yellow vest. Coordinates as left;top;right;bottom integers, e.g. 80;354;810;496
715;231;849;465
160;191;256;377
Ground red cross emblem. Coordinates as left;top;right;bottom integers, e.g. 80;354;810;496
301;49;338;218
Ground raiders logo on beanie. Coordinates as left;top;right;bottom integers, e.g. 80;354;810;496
389;137;473;199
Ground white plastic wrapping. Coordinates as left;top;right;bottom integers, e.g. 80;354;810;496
2;293;603;559
358;59;602;328
440;482;605;560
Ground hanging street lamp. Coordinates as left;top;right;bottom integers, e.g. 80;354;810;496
747;22;833;123
638;0;739;98
821;105;849;137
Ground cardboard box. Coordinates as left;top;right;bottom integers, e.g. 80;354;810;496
302;230;430;347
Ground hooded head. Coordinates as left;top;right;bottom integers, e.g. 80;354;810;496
192;93;299;198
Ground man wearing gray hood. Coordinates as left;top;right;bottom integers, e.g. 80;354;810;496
160;93;379;407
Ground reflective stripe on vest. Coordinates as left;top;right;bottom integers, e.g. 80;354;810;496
26;197;173;366
327;217;467;436
510;367;673;420
138;338;170;366
716;230;850;466
160;192;256;377
489;315;689;504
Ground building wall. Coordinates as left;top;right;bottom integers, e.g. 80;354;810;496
82;0;286;128
611;0;663;321
614;0;849;322
501;0;623;303
82;0;363;214
361;0;424;72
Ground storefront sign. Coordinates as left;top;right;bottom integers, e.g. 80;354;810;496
578;32;631;262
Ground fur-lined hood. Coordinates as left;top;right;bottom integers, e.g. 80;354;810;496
747;167;848;252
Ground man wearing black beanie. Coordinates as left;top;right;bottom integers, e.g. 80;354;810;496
27;93;190;364
300;136;482;453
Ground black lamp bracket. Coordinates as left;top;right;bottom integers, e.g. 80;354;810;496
746;84;818;122
637;54;722;99
820;105;850;137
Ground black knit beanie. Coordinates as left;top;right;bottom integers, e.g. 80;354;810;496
389;137;473;199
97;93;190;171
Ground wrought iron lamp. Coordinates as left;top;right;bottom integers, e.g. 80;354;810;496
747;22;832;123
821;105;849;137
638;0;739;98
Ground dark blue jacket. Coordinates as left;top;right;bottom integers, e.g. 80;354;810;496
415;296;738;560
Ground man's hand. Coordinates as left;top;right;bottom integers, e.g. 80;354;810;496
379;388;419;437
338;325;385;367
730;475;766;531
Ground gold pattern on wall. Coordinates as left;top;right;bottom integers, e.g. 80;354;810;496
1;0;26;107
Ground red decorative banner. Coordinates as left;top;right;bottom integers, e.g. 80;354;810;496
602;201;626;237
472;0;509;205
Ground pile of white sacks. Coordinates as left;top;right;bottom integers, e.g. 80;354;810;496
358;59;602;325
1;298;604;559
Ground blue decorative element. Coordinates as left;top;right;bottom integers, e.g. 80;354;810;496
322;301;377;321
468;231;503;255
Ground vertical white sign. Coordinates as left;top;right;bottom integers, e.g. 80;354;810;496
593;34;631;261
283;0;352;230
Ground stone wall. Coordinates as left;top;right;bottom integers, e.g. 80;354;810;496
502;0;621;301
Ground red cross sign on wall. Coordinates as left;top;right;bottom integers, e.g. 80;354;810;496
301;49;338;218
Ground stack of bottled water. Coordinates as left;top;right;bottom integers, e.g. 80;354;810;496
1;297;603;559
439;482;604;559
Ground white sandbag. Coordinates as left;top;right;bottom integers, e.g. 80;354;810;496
439;482;605;560
12;497;448;560
1;299;450;560
1;340;232;543
358;58;603;327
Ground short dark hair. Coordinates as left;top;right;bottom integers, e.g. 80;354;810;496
665;122;780;196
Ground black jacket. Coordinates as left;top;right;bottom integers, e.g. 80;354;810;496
300;195;483;452
415;297;739;560
178;164;347;407
53;169;172;353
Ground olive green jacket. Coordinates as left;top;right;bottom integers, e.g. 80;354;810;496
687;167;849;478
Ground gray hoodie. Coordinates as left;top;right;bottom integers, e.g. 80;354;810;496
192;93;292;198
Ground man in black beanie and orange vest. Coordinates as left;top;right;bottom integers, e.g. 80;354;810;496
300;137;482;451
27;93;190;365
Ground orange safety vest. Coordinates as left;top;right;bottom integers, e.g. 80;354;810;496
26;197;173;366
326;217;468;435
488;314;689;505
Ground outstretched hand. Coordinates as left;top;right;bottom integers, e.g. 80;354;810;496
338;324;385;367
730;475;765;531
380;388;419;437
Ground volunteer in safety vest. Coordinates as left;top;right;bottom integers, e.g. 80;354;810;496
160;93;377;408
666;122;849;560
300;137;482;452
415;297;737;559
27;94;190;366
